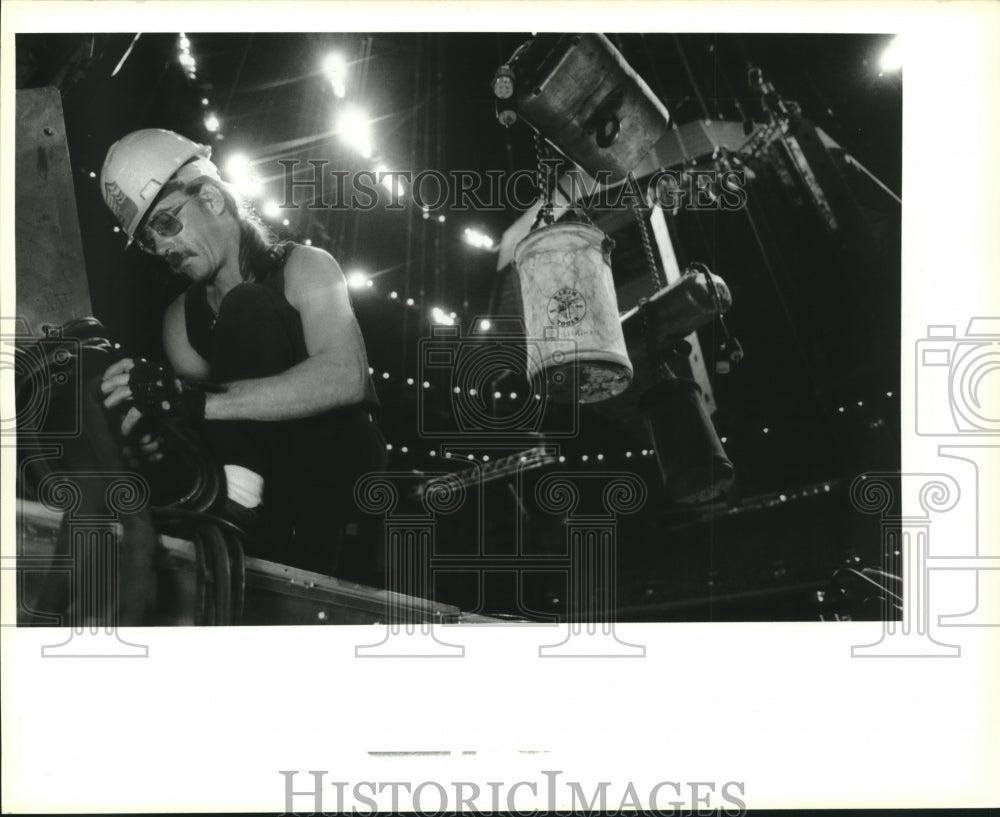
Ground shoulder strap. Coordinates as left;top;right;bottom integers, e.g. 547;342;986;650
183;281;215;361
259;242;297;293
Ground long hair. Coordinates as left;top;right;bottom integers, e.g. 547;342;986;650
222;185;288;283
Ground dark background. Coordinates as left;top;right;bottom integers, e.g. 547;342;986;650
15;32;902;620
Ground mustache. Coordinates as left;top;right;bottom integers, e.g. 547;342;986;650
164;250;193;269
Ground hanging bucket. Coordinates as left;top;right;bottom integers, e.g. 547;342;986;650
639;377;735;503
514;221;633;404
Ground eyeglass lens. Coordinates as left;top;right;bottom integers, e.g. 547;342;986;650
137;199;189;253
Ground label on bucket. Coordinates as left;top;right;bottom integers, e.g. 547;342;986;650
547;287;588;327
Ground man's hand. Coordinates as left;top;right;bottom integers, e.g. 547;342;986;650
100;358;163;463
123;432;165;468
101;357;146;437
101;357;210;441
125;358;208;422
101;357;143;437
100;357;136;412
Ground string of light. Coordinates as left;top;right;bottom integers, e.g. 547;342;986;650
175;34;226;139
371;388;897;459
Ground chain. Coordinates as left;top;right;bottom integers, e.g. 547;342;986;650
628;172;664;293
628;172;668;375
555;179;596;227
531;133;556;229
531;134;602;230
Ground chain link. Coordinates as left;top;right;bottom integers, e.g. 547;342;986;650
531;134;603;230
532;133;556;228
628;172;664;293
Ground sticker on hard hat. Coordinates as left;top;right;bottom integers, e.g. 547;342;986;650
104;181;138;233
140;179;165;203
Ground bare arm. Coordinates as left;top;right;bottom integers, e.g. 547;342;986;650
163;293;212;381
98;293;211;440
204;246;369;422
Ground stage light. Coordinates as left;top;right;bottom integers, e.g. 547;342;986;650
178;37;197;81
478;319;491;331
879;36;903;74
336;106;373;159
432;307;455;326
323;52;348;98
347;270;369;290
463;227;495;250
282;218;290;227
262;200;282;219
204;113;221;133
377;165;405;197
223;154;262;196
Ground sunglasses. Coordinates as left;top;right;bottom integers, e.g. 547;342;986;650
135;195;197;254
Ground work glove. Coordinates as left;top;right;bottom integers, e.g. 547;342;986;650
127;358;211;421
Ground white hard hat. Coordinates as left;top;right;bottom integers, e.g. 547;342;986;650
100;129;220;245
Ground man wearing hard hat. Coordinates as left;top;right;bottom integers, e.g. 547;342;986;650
97;129;385;577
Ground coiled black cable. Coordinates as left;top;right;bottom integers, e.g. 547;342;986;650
15;319;247;626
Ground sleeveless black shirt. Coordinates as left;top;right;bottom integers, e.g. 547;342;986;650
183;243;380;411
